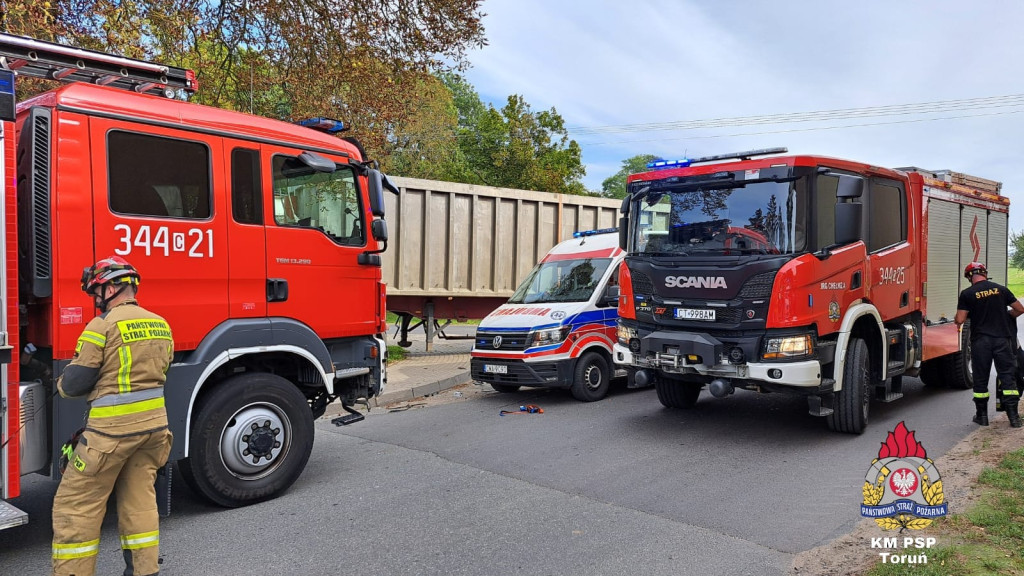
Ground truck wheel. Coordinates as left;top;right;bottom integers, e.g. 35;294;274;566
655;375;702;408
570;352;611;402
490;383;521;393
944;324;973;390
178;372;314;508
828;337;870;434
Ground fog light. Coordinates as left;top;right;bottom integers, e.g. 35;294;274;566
768;368;782;379
728;346;745;364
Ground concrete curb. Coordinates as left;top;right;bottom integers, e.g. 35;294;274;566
371;372;473;407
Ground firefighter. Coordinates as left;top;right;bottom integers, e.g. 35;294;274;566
955;262;1024;428
51;256;174;576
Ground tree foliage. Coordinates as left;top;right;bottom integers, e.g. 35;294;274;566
1011;230;1024;269
0;0;486;160
601;154;661;198
439;74;587;195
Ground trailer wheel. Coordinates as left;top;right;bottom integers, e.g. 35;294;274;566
178;372;314;508
570;351;611;402
828;337;870;434
490;383;521;393
944;323;973;390
655;375;702;408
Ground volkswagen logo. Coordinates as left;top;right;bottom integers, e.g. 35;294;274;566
492;335;503;349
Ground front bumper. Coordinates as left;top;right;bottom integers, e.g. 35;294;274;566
614;333;824;388
470;357;575;388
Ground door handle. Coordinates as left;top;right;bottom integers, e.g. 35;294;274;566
267;278;289;302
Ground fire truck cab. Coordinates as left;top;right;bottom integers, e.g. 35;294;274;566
614;147;1008;433
1;34;393;528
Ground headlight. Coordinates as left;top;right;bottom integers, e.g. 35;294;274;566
529;326;571;347
763;334;814;360
617;324;638;345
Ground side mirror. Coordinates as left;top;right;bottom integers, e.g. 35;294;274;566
834;202;863;245
366;170;386;217
836;175;864;199
618;217;628;250
298;151;336;173
371;218;388;242
603;284;621;307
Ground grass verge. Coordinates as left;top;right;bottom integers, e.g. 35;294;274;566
866;447;1024;575
1007;266;1024;298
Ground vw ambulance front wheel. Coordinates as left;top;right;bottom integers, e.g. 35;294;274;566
179;372;314;508
570;351;611;402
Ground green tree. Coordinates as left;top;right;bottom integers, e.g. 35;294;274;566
601;154;660;199
1011;230;1024;269
440;75;587;194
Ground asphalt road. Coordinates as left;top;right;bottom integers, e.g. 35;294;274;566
0;376;982;576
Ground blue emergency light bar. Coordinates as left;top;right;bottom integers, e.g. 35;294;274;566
573;227;618;238
297;117;347;134
647;158;691;170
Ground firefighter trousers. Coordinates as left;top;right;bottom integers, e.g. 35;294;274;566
52;428;173;576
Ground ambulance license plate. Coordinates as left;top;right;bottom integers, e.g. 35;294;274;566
483;364;508;374
675;308;716;321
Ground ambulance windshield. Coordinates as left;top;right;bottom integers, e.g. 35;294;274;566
509;258;613;304
629;167;809;257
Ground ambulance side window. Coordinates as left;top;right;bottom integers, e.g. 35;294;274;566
271;155;364;245
108;131;211;219
231;148;262;225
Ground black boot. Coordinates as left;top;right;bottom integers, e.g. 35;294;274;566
973;399;989;426
1006;401;1022;428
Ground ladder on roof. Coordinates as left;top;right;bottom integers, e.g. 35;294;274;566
0;33;196;98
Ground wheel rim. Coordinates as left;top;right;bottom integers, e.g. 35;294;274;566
219;402;292;480
583;363;603;391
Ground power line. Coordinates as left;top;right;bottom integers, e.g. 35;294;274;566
567;93;1024;136
577;108;1024;146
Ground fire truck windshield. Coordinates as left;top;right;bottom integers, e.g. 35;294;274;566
509;258;613;304
629;167;807;257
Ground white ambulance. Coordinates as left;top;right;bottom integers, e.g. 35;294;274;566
470;229;631;401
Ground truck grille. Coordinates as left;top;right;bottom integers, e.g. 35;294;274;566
475;331;530;351
631;271;654;294
738;271;776;299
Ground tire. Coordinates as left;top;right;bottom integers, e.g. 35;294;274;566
490;383;521;393
570;351;612;402
655;374;702;408
917;359;944;388
178;372;314;508
828;337;871;434
944;323;973;390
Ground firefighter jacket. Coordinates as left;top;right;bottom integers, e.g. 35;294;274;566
58;299;173;436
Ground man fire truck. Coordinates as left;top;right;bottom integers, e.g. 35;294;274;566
1;34;394;530
612;147;1009;434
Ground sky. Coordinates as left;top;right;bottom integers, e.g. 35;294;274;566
461;0;1024;232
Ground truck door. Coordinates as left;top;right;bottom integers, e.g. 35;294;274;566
865;178;914;320
91;121;229;348
225;145;266;318
261;144;376;336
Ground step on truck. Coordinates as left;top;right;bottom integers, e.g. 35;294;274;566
471;229;631;401
0;33;396;529
612;147;1009;433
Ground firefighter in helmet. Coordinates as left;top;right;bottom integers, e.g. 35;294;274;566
955;261;1024;428
51;256;174;576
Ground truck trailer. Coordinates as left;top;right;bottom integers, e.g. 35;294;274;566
1;34;394;529
612;147;1009;433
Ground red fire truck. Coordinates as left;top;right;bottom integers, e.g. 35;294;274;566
0;34;393;529
613;147;1009;433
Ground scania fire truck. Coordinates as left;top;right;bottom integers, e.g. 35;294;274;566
612;147;1008;433
1;34;394;530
